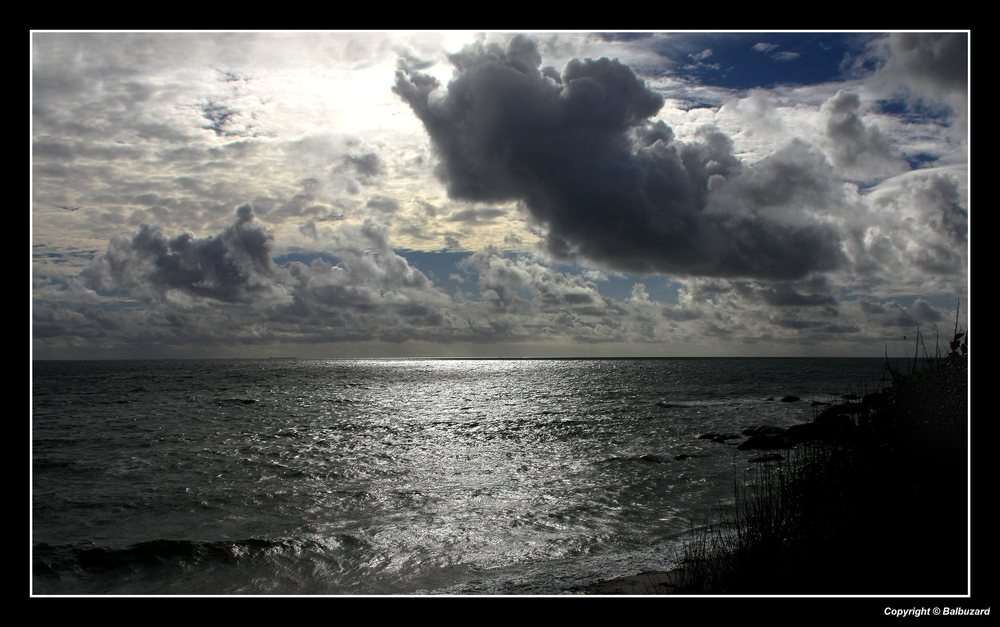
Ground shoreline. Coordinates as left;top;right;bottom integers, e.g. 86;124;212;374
578;356;969;595
573;569;685;595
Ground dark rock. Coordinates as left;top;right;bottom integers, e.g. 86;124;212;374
674;454;690;461
711;433;742;443
842;394;860;401
765;397;775;401
749;453;784;463
813;412;854;427
697;432;721;440
811;400;831;407
784;420;855;443
783;422;823;441
219;398;257;405
840;404;868;414
813;405;847;422
862;392;887;407
737;434;793;450
781;395;800;403
814;405;846;420
741;424;786;437
815;404;866;421
638;454;672;464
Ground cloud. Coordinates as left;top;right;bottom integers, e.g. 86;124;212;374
454;250;639;342
32;32;968;358
822;90;907;180
394;35;847;281
34;139;146;162
749;42;798;63
365;196;400;214
661;275;960;350
755;280;837;308
282;221;450;327
463;251;615;316
342;151;385;181
42;229;965;357
75;207;457;346
866;32;968;131
31;32;441;257
447;207;507;224
912;299;942;323
394;47;437;72
200;101;242;137
877;32;968;95
772;51;800;62
84;204;291;305
858;170;968;280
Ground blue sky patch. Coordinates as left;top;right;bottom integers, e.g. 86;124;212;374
653;33;879;90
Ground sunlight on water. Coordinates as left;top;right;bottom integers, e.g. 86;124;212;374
32;358;897;594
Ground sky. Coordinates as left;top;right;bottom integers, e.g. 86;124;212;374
30;31;970;359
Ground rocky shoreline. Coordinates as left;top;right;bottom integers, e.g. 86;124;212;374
578;357;969;595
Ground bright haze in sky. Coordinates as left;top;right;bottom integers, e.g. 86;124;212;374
31;31;969;359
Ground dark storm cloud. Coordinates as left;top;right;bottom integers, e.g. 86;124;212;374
704;140;845;217
819;324;861;335
852;299;950;334
71;210;460;347
394;35;845;281
877;303;917;329
85;204;287;304
758;283;836;308
881;33;968;94
858;300;884;315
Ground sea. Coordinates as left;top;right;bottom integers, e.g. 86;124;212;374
31;357;899;595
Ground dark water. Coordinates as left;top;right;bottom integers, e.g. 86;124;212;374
32;358;897;595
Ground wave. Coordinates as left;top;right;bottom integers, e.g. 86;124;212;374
216;398;257;405
33;535;353;578
595;453;678;465
655;399;743;408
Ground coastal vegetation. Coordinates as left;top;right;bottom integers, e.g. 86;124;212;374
671;334;969;594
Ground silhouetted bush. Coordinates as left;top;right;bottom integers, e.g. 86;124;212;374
675;355;968;594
